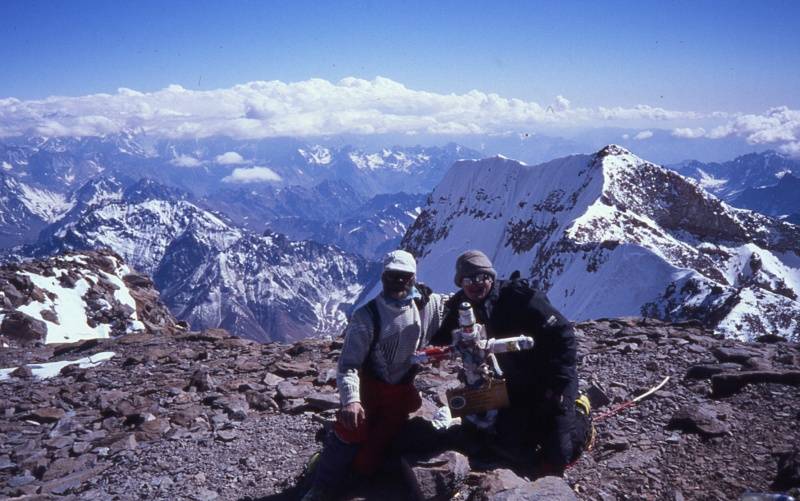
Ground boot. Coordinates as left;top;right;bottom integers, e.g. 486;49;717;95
301;432;358;500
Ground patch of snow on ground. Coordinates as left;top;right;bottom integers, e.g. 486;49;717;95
0;352;116;381
97;259;145;334
18;272;111;344
16;257;143;343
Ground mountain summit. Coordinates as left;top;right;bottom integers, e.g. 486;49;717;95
405;145;800;341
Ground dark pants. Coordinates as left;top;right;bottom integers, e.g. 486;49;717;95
491;379;589;476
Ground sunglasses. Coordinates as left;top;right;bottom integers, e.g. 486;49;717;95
462;273;494;286
384;271;415;281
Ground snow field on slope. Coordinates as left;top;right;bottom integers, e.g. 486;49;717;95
0;352;116;381
547;243;689;321
17;183;73;222
19;273;111;344
418;155;600;293
15;257;143;344
716;288;799;341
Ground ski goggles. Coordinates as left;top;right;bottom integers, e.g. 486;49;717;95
461;273;494;286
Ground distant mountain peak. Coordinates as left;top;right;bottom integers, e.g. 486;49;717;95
596;144;634;158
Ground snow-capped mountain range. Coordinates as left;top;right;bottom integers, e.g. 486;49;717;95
404;145;800;341
0;134;479;198
671;150;798;201
0;132;468;263
23;179;373;342
0;173;71;247
267;192;427;260
732;173;800;222
2;131;799;343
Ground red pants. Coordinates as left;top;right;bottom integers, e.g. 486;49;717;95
334;375;421;475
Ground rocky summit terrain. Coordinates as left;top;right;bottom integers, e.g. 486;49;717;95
2;304;799;500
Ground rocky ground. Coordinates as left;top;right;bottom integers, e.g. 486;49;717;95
1;252;799;500
1;315;799;500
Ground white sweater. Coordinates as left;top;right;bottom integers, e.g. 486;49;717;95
337;291;448;406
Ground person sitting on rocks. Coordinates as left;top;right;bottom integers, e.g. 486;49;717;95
301;249;449;500
432;250;591;477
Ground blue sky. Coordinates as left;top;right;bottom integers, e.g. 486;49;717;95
1;0;799;156
2;0;798;111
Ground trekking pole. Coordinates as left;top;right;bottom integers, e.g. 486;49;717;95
592;376;670;422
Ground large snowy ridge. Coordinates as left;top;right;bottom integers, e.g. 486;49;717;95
405;145;800;341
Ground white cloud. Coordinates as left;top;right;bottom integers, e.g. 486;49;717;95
222;166;282;183
550;95;571;112
634;130;653;140
2;77;797;153
621;133;630;140
0;77;717;140
666;107;800;153
728;107;800;144
779;142;800;158
215;151;246;165
170;154;202;167
671;127;707;139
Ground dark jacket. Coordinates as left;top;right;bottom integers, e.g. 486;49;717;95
431;278;577;408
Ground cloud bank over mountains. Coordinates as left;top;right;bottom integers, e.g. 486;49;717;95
0;77;797;155
669;106;800;155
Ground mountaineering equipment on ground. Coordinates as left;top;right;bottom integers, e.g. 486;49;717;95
592;376;671;422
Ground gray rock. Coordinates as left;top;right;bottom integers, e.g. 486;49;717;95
403;450;469;501
712;346;762;364
276;380;313;400
217;396;249;421
528;476;578;500
30;406;66;423
711;370;800;397
305;392;340;412
271;360;316;377
474;468;530;500
261;373;284;387
1;310;47;345
188;369;216;392
8;472;36;488
215;429;238;442
245;391;279;412
668;404;731;437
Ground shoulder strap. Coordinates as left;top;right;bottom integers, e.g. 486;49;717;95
365;299;381;352
414;282;432;309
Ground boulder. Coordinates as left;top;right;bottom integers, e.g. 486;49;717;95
668;404;731;437
30;407;66;423
1;311;47;345
712;371;800;397
402;450;469;500
474;471;577;501
188;369;216;392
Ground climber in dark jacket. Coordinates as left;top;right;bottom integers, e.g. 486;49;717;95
432;250;587;476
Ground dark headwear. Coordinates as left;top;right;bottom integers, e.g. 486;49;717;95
454;250;497;287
